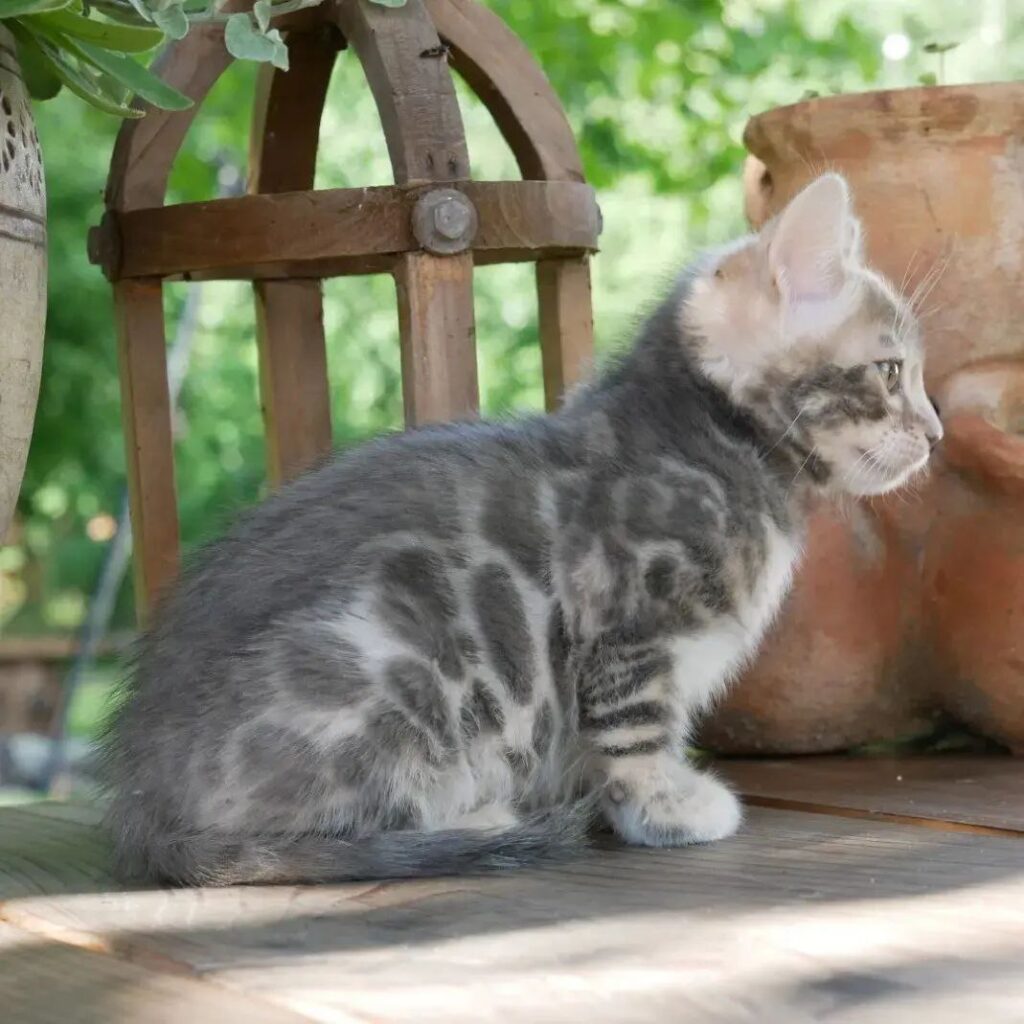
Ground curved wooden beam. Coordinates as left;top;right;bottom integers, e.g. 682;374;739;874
106;20;236;212
334;0;468;186
425;0;584;183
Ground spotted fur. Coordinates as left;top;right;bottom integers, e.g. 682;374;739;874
102;175;942;885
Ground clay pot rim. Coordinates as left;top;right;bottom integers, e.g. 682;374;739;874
744;81;1024;154
942;413;1024;497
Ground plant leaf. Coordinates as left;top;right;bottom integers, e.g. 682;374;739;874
10;28;62;98
29;8;164;51
150;2;188;40
917;72;937;86
252;0;270;32
8;21;143;115
0;0;72;17
224;12;288;69
89;0;157;26
366;0;407;6
124;0;153;22
65;36;193;109
264;25;287;69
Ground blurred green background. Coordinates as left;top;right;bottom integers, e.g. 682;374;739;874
3;0;1021;648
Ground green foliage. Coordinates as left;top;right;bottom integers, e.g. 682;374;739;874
224;10;287;69
2;0;403;115
5;0;190;116
5;0;1022;633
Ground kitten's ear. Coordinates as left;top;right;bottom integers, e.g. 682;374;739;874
767;173;859;306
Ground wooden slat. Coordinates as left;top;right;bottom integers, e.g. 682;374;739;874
99;9;251;622
254;281;333;484
394;252;477;425
250;32;338;485
334;0;469;187
114;279;179;616
719;756;1024;835
93;181;599;282
537;257;595;409
0;922;311;1024
247;32;337;197
0;633;132;662
2;805;1024;1022
0;804;111;899
335;0;477;425
425;0;596;407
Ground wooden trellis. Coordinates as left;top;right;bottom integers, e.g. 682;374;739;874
87;0;600;617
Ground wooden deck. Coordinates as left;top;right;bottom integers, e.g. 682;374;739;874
2;757;1023;1022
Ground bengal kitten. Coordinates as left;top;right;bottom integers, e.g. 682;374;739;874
103;174;942;885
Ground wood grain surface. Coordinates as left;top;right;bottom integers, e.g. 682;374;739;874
2;795;1022;1022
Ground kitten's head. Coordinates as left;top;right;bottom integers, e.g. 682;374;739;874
683;173;942;497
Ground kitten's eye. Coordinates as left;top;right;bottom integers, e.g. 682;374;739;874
875;359;902;393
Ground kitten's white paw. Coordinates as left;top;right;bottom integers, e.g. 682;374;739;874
604;771;742;847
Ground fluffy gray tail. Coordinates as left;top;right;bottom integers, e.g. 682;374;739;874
119;801;597;886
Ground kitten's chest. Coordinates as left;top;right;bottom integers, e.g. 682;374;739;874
670;520;801;708
737;519;802;640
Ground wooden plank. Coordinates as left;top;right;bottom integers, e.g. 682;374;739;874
247;31;337;197
719;755;1024;835
0;804;111;900
537;257;595;409
3;805;1024;1022
250;32;338;485
394;252;477;425
94;181;600;282
0;633;132;662
423;0;596;409
254;281;333;485
0;922;312;1024
336;0;477;425
114;279;179;617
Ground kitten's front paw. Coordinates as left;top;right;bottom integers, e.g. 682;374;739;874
603;771;742;847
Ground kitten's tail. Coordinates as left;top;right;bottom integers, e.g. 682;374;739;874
117;799;597;886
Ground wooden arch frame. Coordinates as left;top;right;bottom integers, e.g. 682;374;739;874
88;0;599;617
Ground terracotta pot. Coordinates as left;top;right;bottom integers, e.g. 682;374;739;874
707;84;1024;754
701;502;934;755
0;25;46;543
923;360;1024;752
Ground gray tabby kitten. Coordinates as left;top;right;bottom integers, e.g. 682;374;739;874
103;174;942;885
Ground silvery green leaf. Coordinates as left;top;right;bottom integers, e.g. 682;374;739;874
366;0;407;6
265;25;288;69
253;0;271;32
151;3;189;40
224;12;288;69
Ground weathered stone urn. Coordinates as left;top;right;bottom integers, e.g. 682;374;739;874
0;24;46;543
704;84;1024;754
